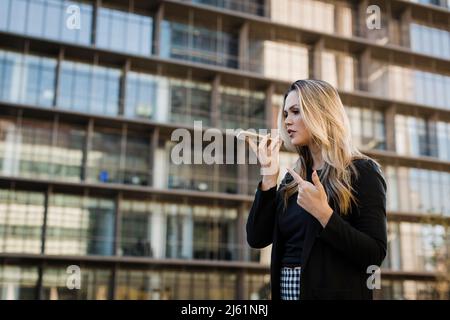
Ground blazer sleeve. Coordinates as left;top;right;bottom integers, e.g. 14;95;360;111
246;182;279;249
317;160;388;270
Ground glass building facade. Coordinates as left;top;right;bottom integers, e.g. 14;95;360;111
0;0;449;300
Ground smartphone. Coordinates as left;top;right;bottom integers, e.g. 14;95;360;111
236;130;274;141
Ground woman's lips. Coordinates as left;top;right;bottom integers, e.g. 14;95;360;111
287;129;296;137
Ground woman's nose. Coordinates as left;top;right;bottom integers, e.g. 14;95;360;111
285;115;292;125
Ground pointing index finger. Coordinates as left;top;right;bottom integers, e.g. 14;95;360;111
286;168;305;186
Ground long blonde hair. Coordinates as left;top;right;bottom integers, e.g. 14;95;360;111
278;79;376;215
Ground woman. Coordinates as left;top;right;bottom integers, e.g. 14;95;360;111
246;79;387;300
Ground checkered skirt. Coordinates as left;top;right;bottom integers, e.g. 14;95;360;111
280;266;301;300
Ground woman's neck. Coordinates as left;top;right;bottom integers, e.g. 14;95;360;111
308;143;324;171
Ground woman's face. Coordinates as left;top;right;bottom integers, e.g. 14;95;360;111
283;90;311;146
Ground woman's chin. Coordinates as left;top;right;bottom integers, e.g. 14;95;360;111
290;138;305;147
290;138;300;146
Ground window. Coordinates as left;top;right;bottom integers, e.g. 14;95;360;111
385;166;399;212
250;40;309;81
0;189;45;254
369;61;450;110
192;0;266;16
345;106;385;150
398;222;447;273
385;165;449;216
0;50;56;107
120;200;154;257
164;203;239;261
58;61;120;116
1;0;92;45
87;129;121;184
124;133;151;186
125;72;159;119
169;79;211;126
15;119;53;179
0;265;38;300
167;137;239;194
378;279;443;300
219;87;265;130
161;20;238;68
0;117;84;181
384;222;402;270
192;207;237;260
115;269;161;300
270;0;335;34
437;122;450;161
52;123;85;181
97;7;152;56
45;194;115;256
116;268;237;299
321;51;356;91
395;115;446;159
244;274;271;300
42;266;111;299
165;204;192;259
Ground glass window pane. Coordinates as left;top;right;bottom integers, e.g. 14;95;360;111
0;189;45;254
0;265;39;300
9;0;27;33
45;194;115;256
0;0;11;30
26;0;45;37
44;0;62;40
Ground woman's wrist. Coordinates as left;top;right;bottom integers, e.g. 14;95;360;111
261;176;278;191
317;206;333;228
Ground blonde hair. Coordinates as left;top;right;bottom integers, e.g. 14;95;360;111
278;79;377;215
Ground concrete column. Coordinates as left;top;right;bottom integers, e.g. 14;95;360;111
336;54;346;91
312;38;324;80
149;128;158;187
119;123;127;183
211;75;221;128
114;192;123;256
92;0;101;45
385;105;397;152
358;48;371;91
426;112;440;158
81;118;94;181
53;48;64;107
400;7;412;48
265;84;275;129
151;205;166;259
152;3;165;56
181;208;194;259
357;0;369;38
239;22;249;70
118;59;130;116
237;203;246;262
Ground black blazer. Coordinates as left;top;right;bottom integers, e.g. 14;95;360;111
246;159;387;300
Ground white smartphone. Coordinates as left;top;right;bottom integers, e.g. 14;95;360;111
236;130;274;141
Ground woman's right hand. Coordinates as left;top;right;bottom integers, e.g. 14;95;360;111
247;134;283;191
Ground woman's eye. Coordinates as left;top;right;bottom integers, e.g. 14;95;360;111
292;110;299;114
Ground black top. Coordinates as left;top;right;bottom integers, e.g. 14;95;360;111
246;158;388;300
278;167;319;266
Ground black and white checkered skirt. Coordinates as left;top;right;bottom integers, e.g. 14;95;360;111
280;266;301;300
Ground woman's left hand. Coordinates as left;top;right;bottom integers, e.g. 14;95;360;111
286;168;333;228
